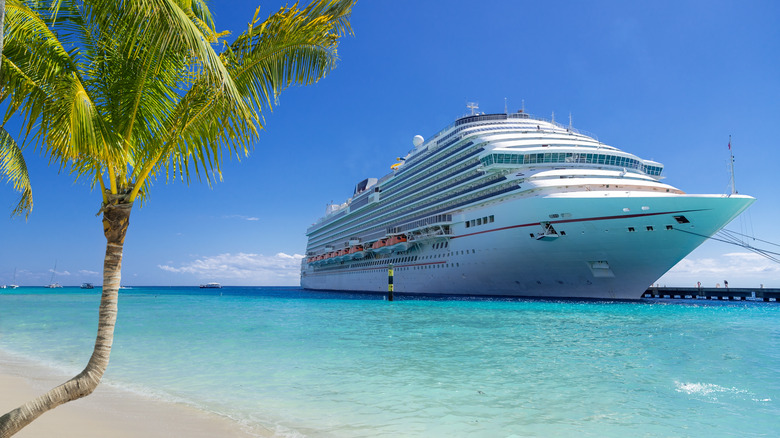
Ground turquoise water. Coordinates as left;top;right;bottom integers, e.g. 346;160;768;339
1;287;778;437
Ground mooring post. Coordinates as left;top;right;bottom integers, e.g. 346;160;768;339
388;263;394;301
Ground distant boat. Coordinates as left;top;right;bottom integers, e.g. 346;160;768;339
9;268;19;289
199;282;222;289
46;261;62;288
81;283;95;289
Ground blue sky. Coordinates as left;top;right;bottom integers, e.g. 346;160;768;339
2;0;779;288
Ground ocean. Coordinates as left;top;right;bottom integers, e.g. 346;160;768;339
1;287;778;437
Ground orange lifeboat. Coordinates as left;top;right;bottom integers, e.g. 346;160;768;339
349;245;365;259
388;234;410;252
374;238;392;254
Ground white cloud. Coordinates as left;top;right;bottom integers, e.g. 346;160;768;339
222;214;260;222
79;269;100;276
50;269;71;276
658;252;780;288
668;252;779;275
158;252;304;285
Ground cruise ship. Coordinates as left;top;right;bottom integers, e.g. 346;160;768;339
300;109;754;299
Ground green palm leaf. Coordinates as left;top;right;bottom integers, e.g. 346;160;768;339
0;129;33;218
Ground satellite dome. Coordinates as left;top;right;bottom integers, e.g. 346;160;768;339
412;135;424;147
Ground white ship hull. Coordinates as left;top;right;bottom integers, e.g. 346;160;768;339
301;193;753;299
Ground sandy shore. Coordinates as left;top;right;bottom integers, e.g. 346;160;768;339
0;351;271;437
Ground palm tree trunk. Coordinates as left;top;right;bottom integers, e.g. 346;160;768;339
0;200;133;438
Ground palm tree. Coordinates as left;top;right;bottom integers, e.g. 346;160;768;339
0;0;354;435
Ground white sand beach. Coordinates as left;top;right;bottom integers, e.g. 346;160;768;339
0;351;270;438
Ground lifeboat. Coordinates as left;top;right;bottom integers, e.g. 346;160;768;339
349;245;365;260
373;238;392;254
341;247;356;262
387;234;410;252
322;251;337;264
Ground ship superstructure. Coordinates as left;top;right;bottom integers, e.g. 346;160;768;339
300;110;753;299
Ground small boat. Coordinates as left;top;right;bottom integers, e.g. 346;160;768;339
80;283;95;289
47;261;62;288
199;282;222;289
8;268;19;289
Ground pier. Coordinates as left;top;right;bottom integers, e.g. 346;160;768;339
644;286;780;302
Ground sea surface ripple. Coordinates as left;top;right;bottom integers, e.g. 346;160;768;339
1;287;778;437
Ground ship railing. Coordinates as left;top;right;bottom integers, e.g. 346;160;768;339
388;214;452;235
507;112;599;141
407;225;453;243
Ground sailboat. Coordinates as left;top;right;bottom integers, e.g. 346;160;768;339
46;262;62;288
8;268;19;289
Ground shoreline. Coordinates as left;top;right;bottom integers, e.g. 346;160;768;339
0;350;271;438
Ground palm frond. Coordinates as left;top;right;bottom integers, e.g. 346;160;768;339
0;129;33;218
225;0;355;119
2;0;355;207
85;0;246;106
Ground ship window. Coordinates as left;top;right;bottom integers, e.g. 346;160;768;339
482;217;488;224
477;218;482;225
465;222;470;228
628;227;635;232
646;226;654;231
560;231;566;236
666;225;673;230
674;215;690;224
489;215;494;223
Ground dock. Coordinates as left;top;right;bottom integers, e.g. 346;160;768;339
644;287;780;302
